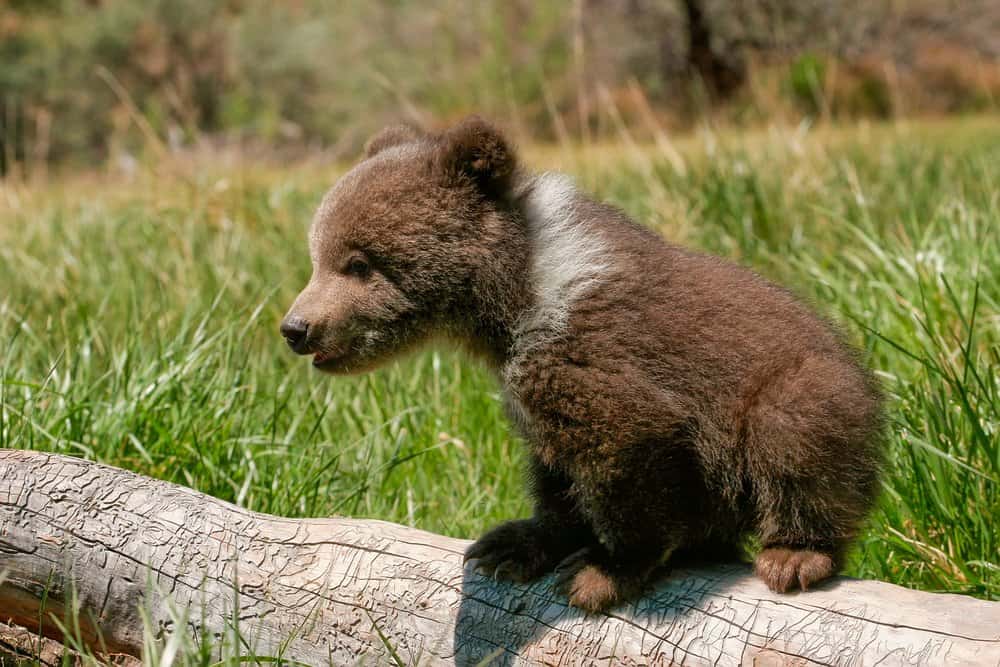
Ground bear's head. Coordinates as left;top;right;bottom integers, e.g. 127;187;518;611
280;116;522;373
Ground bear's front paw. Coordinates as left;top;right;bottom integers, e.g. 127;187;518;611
464;519;558;584
553;547;619;613
554;547;649;613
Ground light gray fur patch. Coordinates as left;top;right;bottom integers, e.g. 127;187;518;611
512;172;609;348
503;172;610;391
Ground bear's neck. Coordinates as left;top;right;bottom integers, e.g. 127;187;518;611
449;203;533;370
454;171;609;374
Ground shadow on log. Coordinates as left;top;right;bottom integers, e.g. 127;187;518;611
1;449;998;665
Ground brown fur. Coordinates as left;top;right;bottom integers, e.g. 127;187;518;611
282;116;885;612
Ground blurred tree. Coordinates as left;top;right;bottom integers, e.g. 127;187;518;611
681;0;745;99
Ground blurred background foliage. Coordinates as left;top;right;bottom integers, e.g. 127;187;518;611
1;0;998;175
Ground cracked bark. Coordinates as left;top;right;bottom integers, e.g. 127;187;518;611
1;450;998;666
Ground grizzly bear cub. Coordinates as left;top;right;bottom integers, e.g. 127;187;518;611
281;116;883;612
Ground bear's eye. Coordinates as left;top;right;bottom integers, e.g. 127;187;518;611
345;255;371;279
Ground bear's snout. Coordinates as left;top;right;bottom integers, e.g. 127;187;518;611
280;315;311;354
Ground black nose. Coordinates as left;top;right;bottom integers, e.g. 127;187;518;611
280;316;310;353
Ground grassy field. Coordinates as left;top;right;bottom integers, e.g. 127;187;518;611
1;117;998;653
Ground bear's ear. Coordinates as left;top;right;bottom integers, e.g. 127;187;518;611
434;116;516;196
365;124;425;158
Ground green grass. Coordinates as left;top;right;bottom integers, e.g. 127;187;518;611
1;117;998;659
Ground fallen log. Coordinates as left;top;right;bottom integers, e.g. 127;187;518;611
0;449;998;666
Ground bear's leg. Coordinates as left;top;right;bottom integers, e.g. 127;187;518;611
465;457;595;583
749;447;874;593
752;474;851;593
552;440;702;613
744;356;882;593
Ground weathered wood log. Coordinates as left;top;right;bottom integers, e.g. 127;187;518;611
0;621;140;667
1;449;998;666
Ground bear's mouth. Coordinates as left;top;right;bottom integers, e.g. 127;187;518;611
312;353;333;367
312;349;348;368
312;340;355;368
